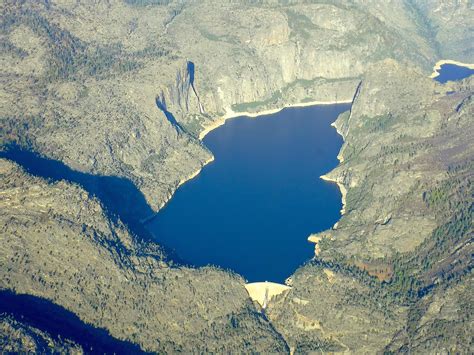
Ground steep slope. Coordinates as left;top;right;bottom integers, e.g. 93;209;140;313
1;0;461;211
0;158;288;352
407;0;474;62
1;314;83;354
1;1;473;353
267;61;473;353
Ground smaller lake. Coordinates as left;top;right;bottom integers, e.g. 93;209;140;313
434;63;474;83
148;104;350;282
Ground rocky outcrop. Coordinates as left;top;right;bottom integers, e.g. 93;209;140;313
0;158;288;353
1;314;83;354
1;1;473;353
2;0;464;212
271;63;473;353
155;60;204;130
408;0;474;62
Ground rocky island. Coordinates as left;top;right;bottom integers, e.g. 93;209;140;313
1;0;473;353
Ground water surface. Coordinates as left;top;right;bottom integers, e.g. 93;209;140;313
434;63;474;83
148;104;350;282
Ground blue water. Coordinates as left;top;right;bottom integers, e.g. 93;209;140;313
148;104;350;282
434;63;474;83
0;147;158;249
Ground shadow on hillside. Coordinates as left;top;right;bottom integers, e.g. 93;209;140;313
0;290;147;354
1;146;155;243
155;97;185;133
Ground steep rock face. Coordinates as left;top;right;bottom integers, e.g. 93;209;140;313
312;60;464;259
1;1;211;212
1;2;473;353
169;1;437;121
2;0;460;211
155;60;204;130
268;63;473;353
409;0;474;62
0;159;288;353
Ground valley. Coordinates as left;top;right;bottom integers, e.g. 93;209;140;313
1;1;473;353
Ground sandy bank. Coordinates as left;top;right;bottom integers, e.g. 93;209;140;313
429;59;474;79
245;281;291;308
199;99;353;140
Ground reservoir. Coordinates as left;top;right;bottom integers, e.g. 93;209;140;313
433;62;474;83
148;104;351;282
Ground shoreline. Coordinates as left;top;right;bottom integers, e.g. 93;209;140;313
198;99;353;140
196;98;352;219
331;121;345;163
320;174;347;216
177;155;215;189
152;155;215;214
320;119;347;217
429;59;474;79
151;97;353;277
149;98;353;218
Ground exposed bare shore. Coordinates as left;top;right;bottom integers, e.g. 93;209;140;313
320;174;347;216
177;156;215;189
197;99;352;220
153;99;352;215
429;59;474;79
331;121;345;163
198;99;353;140
320;120;347;217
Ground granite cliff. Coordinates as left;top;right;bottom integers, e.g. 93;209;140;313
4;0;469;211
1;0;473;353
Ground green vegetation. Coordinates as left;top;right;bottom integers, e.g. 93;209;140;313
312;163;472;349
323;163;472;304
232;90;283;112
356;114;395;133
198;28;239;44
231;76;359;113
0;39;27;59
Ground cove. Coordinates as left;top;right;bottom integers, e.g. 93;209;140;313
148;104;351;282
433;62;474;83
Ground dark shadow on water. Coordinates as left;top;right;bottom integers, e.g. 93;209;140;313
0;290;146;354
1;146;155;244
